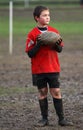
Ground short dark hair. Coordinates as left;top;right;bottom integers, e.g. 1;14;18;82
33;6;49;22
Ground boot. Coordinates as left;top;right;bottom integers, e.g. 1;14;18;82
53;98;73;126
59;118;73;126
37;98;49;126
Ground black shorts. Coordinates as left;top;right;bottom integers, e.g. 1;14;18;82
32;73;60;89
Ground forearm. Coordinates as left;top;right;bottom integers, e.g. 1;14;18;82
27;43;41;58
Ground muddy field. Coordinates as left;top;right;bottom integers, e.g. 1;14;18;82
0;7;83;130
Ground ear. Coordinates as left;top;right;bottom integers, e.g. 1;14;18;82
34;16;39;22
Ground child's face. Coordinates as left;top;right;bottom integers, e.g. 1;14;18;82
36;10;50;26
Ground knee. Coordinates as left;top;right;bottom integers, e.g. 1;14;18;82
55;89;61;96
50;88;61;98
38;88;48;99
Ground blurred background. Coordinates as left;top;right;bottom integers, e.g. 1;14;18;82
0;0;83;55
0;1;83;130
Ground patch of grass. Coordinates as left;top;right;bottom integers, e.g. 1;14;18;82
0;20;83;37
0;86;37;96
51;22;83;35
0;19;9;37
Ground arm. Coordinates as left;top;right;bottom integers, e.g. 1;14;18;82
25;32;42;58
52;38;63;53
27;42;41;58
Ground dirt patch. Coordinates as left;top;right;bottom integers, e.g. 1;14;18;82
0;50;83;130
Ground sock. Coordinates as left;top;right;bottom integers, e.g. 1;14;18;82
53;98;64;121
39;98;48;120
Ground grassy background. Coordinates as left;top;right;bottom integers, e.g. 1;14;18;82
0;6;83;54
0;3;83;37
0;20;83;36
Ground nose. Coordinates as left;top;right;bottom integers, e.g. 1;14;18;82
46;15;49;18
47;16;50;20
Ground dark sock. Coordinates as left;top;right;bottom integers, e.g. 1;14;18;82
53;98;64;121
39;98;48;120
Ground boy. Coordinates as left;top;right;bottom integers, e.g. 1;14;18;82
25;6;73;127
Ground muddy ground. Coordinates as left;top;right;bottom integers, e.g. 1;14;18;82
0;7;83;130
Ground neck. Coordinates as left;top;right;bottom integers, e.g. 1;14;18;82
37;23;48;28
37;26;47;31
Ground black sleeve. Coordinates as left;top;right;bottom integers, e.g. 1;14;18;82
27;43;41;58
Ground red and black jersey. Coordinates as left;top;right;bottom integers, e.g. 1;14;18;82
25;25;64;74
